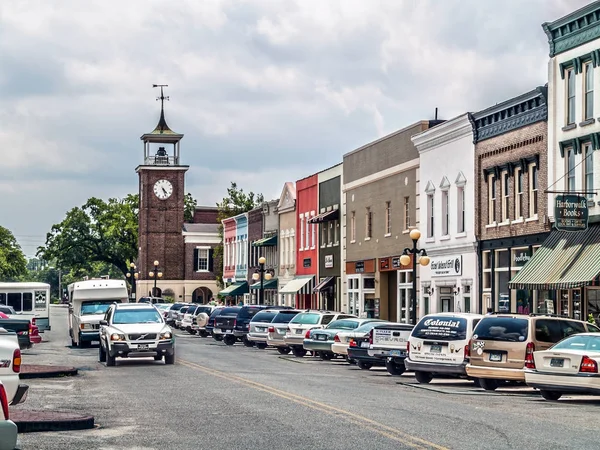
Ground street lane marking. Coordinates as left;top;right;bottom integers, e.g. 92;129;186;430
179;358;448;450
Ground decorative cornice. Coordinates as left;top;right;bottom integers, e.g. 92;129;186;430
543;2;600;57
558;132;600;157
411;113;472;153
471;86;547;143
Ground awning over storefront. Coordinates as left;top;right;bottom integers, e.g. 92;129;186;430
250;278;278;290
313;276;335;292
508;226;600;290
218;281;249;296
252;235;277;247
279;275;314;294
308;209;339;224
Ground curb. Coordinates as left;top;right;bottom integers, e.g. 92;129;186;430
20;365;79;380
11;410;95;433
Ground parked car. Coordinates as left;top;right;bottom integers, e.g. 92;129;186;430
284;311;356;357
206;307;225;340
213;306;244;345
0;306;17;318
0;380;18;450
174;305;192;329
347;324;391;370
165;302;188;326
331;320;389;358
525;332;600;400
187;305;215;336
180;304;201;332
367;322;415;375
0;327;28;406
155;303;172;319
98;303;175;366
138;296;167;304
404;313;483;384
304;318;380;360
247;310;280;349
266;309;301;354
466;314;600;391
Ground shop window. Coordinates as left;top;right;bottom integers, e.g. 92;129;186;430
585;62;594;120
588;290;600;322
537;291;556;315
584;144;594;200
515;167;524;219
363;278;375;290
501;171;509;222
566;68;576;125
573;289;582;320
559;290;569;317
488;174;496;224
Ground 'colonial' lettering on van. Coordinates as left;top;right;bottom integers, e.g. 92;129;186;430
423;319;460;328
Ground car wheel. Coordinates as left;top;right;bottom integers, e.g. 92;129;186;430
478;378;499;391
213;334;223;341
199;331;208;338
256;343;268;350
291;347;307;358
414;371;433;384
540;390;562;401
320;352;333;360
165;352;175;365
243;338;255;347
154;355;163;361
357;361;372;370
385;359;406;376
106;352;116;367
98;343;106;363
346;356;356;365
277;347;290;355
224;335;236;346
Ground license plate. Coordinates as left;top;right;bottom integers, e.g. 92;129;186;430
214;328;222;333
317;335;327;341
430;345;442;353
489;352;502;362
256;327;265;332
296;329;303;334
550;358;564;368
360;342;370;348
389;349;403;357
137;344;149;351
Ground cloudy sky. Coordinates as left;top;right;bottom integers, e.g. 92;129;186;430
0;0;591;257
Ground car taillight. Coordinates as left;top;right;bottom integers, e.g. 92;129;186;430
334;334;340;343
525;342;535;369
233;319;237;328
29;322;33;335
305;329;312;339
12;348;21;373
0;384;9;420
465;340;471;359
369;329;373;345
580;355;598;373
407;341;410;357
349;339;357;347
268;326;275;333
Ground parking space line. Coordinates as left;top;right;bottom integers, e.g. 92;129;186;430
179;358;449;450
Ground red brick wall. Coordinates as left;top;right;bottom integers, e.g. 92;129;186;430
185;242;218;280
193;207;218;224
475;120;550;240
247;208;263;282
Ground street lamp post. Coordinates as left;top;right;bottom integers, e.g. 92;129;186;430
148;260;163;297
125;262;139;301
252;256;274;305
399;229;430;325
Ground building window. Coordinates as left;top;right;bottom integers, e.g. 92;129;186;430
334;220;339;245
567;68;576;125
515;167;524;219
290;234;295;265
488;174;496;224
350;211;356;242
441;190;449;236
299;215;304;251
321;222;327;247
585;62;594;121
427;194;434;238
457;186;465;233
529;163;539;217
311;214;315;248
365;207;372;239
501;171;509;222
328;221;334;245
196;248;208;271
584;143;594;200
385;201;391;235
404;196;410;230
567;148;576;192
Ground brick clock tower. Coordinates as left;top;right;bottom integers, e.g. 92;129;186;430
135;85;189;298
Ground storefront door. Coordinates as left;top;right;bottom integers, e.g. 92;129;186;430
441;297;453;312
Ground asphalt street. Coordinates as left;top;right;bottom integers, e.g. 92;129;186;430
16;306;600;450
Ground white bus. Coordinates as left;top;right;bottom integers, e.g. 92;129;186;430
67;278;129;347
0;282;51;331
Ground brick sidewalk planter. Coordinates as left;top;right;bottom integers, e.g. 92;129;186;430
20;364;79;379
11;410;95;433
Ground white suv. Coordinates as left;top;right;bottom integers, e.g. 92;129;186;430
98;303;175;366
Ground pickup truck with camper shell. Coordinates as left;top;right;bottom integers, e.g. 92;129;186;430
367;322;415;375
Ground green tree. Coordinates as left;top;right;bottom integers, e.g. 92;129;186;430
214;182;264;287
0;226;28;281
37;195;139;278
184;192;198;222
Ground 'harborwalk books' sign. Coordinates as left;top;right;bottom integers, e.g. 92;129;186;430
554;194;589;231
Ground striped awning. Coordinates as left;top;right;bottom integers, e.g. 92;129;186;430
508;225;600;290
313;276;335;293
252;235;277;247
279;275;314;294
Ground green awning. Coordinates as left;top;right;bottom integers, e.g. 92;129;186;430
252;235;277;247
218;282;249;296
509;225;600;290
250;278;278;290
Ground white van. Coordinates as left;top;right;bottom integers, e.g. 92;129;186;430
404;313;483;384
68;279;129;348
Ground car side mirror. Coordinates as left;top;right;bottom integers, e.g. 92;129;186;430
99;320;108;326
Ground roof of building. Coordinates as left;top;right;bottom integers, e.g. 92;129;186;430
182;223;219;234
542;1;600;57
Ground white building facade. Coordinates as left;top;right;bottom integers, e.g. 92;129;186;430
277;182;297;307
412;114;479;314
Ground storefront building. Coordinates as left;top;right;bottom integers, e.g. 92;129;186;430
311;164;342;311
250;200;279;305
222;217;237;284
277;182;297;307
508;5;600;320
280;174;318;308
471;86;550;313
412;114;478;315
218;212;250;299
343;121;440;321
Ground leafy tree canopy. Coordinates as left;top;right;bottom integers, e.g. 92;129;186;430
0;226;27;281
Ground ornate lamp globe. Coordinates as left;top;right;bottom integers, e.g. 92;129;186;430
400;254;411;266
409;229;421;241
258;256;266;265
420;255;431;266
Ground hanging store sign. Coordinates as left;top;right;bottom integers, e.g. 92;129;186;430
431;255;462;277
554;194;589;231
325;255;334;269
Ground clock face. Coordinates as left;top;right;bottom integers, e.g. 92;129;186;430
153;179;173;200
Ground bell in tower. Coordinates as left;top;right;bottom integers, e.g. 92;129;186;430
140;84;184;166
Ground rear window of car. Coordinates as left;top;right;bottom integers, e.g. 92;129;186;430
272;311;300;323
219;307;241;316
473;317;529;342
290;313;321;325
170;303;185;310
552;334;600;351
535;319;586;343
208;308;224;319
326;320;360;330
412;316;468;341
186;305;198;314
239;307;265;319
251;311;277;323
195;307;212;315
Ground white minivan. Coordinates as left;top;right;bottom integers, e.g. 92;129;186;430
404;313;483;384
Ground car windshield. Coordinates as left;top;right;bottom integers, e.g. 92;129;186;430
251;311;277;323
326;319;360;330
552;334;600;351
80;301;115;316
272;311;300;323
290;313;321;325
473;317;529;342
412;316;468;341
113;308;162;324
